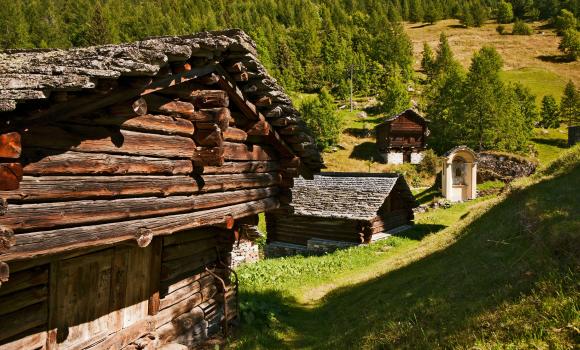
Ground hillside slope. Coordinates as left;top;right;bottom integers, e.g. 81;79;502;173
234;146;579;349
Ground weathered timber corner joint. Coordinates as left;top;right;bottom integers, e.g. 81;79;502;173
265;173;418;257
0;29;322;349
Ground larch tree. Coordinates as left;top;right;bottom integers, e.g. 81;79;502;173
497;1;514;23
380;65;412;118
560;80;579;126
421;42;436;79
540;95;560;128
462;47;505;151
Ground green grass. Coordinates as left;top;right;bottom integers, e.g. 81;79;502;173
231;146;580;349
531;127;569;167
500;68;568;102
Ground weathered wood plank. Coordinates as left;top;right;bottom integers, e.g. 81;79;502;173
1;187;278;232
223;142;275;161
0;197;279;261
0;330;47;350
143;94;196;117
0;302;47;343
108;97;148;118
148;238;163;316
0;285;48;316
162;236;218;262
4;172;279;202
155;292;203;328
199;161;279;174
189;90;229;108
162;229;218;247
22;150;193;176
0;163;22;191
161;250;217;289
0;132;21;159
194;125;223;147
8;65;216;128
223;127;247;142
77;114;194;136
3;175;197;202
0;265;48;297
22;125;195;159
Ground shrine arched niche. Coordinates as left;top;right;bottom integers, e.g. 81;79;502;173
441;146;477;202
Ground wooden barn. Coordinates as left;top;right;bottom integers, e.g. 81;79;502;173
375;109;429;164
0;30;322;350
266;173;417;255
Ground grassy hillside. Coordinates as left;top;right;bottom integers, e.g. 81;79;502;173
405;19;579;100
233;146;580;349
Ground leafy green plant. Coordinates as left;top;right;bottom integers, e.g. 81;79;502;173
299;88;343;150
512;20;533;35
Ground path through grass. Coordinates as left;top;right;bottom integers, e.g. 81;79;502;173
232;146;579;349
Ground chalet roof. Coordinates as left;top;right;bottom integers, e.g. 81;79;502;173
291;172;416;220
0;29;323;172
380;108;430;124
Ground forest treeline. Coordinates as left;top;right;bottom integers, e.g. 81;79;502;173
1;0;578;96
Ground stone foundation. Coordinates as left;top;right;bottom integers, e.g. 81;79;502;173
230;225;262;267
410;151;424;164
386;152;404;164
307;238;358;254
265;241;309;257
230;239;260;268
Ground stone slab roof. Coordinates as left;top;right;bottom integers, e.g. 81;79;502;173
291;172;413;220
0;29;323;171
381;108;430;124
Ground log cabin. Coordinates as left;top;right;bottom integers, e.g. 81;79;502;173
375;109;430;164
0;30;323;350
265;173;417;256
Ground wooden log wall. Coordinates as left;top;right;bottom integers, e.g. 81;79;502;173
0;70;297;348
155;228;235;347
0;73;286;263
266;214;364;246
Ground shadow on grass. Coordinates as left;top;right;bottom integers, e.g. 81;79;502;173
410;23;433;29
349;142;382;161
414;186;441;205
536;54;575;63
531;137;568;148
343;128;374;138
234;164;579;349
395;224;446;241
447;24;466;29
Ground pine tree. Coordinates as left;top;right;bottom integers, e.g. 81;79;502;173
559;29;580;61
462;47;505;151
514;83;538;133
409;0;425;23
497;1;514;23
560;80;579;126
434;33;456;76
421;42;436;79
554;9;577;35
379;65;411;118
472;4;489;27
426;62;466;152
300;88;343;149
0;0;30;49
86;2;113;46
540;95;560;128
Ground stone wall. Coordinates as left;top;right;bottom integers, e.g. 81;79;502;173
230;225;261;268
230;239;260;268
410;151;424;164
387;152;404;164
477;151;537;182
